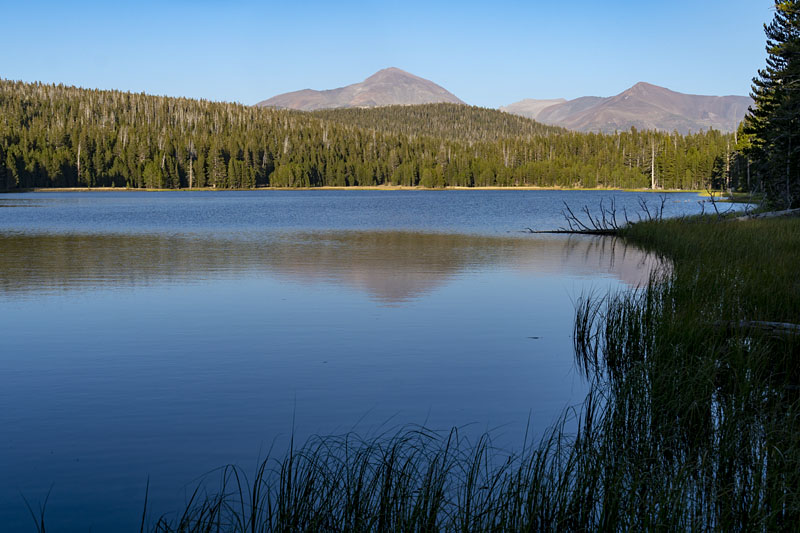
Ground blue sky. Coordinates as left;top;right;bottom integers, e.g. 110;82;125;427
1;0;774;107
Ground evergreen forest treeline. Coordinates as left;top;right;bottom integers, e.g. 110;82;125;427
1;79;741;191
309;104;568;142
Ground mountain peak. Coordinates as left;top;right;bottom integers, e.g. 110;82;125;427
363;67;425;84
374;67;409;75
503;82;752;134
257;68;464;110
622;82;673;97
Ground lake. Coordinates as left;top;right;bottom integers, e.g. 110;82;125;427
0;190;719;531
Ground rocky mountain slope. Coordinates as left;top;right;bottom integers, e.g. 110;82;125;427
256;67;464;110
501;82;752;134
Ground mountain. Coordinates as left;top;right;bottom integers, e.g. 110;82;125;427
256;67;465;110
501;82;752;134
499;98;566;118
1;78;735;193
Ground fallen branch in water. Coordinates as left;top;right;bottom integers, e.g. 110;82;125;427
524;196;667;235
734;207;800;221
700;188;736;219
523;227;619;235
714;320;800;339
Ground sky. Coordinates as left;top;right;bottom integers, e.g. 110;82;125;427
1;0;775;108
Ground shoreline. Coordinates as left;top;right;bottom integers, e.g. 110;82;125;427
4;186;706;193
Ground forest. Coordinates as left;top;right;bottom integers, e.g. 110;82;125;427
0;79;742;192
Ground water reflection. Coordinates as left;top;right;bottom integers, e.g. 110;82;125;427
0;193;678;531
0;231;661;302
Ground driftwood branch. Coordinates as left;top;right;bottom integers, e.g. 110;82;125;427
702;188;736;219
715;320;800;339
524;196;668;235
734;207;800;221
637;194;667;222
523;228;619;235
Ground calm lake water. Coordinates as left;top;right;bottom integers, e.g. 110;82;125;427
0;190;720;531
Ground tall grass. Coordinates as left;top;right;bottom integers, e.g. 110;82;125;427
32;216;799;531
574;215;800;529
145;422;608;532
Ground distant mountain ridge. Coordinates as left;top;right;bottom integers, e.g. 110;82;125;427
260;70;750;134
501;82;752;134
256;67;464;110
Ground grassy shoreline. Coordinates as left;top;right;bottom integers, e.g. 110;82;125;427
122;214;796;531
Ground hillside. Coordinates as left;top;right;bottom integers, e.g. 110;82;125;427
310;103;566;143
257;68;464;110
0;79;735;191
499;98;567;119
502;82;752;134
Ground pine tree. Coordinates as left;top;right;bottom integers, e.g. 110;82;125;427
744;1;800;207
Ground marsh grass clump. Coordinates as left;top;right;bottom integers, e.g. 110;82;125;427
144;424;604;532
573;215;800;530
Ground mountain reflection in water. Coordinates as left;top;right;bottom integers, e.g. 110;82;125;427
0;231;662;302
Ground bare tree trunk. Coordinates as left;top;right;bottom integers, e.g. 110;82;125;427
726;140;731;192
77;141;81;185
787;136;792;208
650;142;656;189
747;157;751;191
